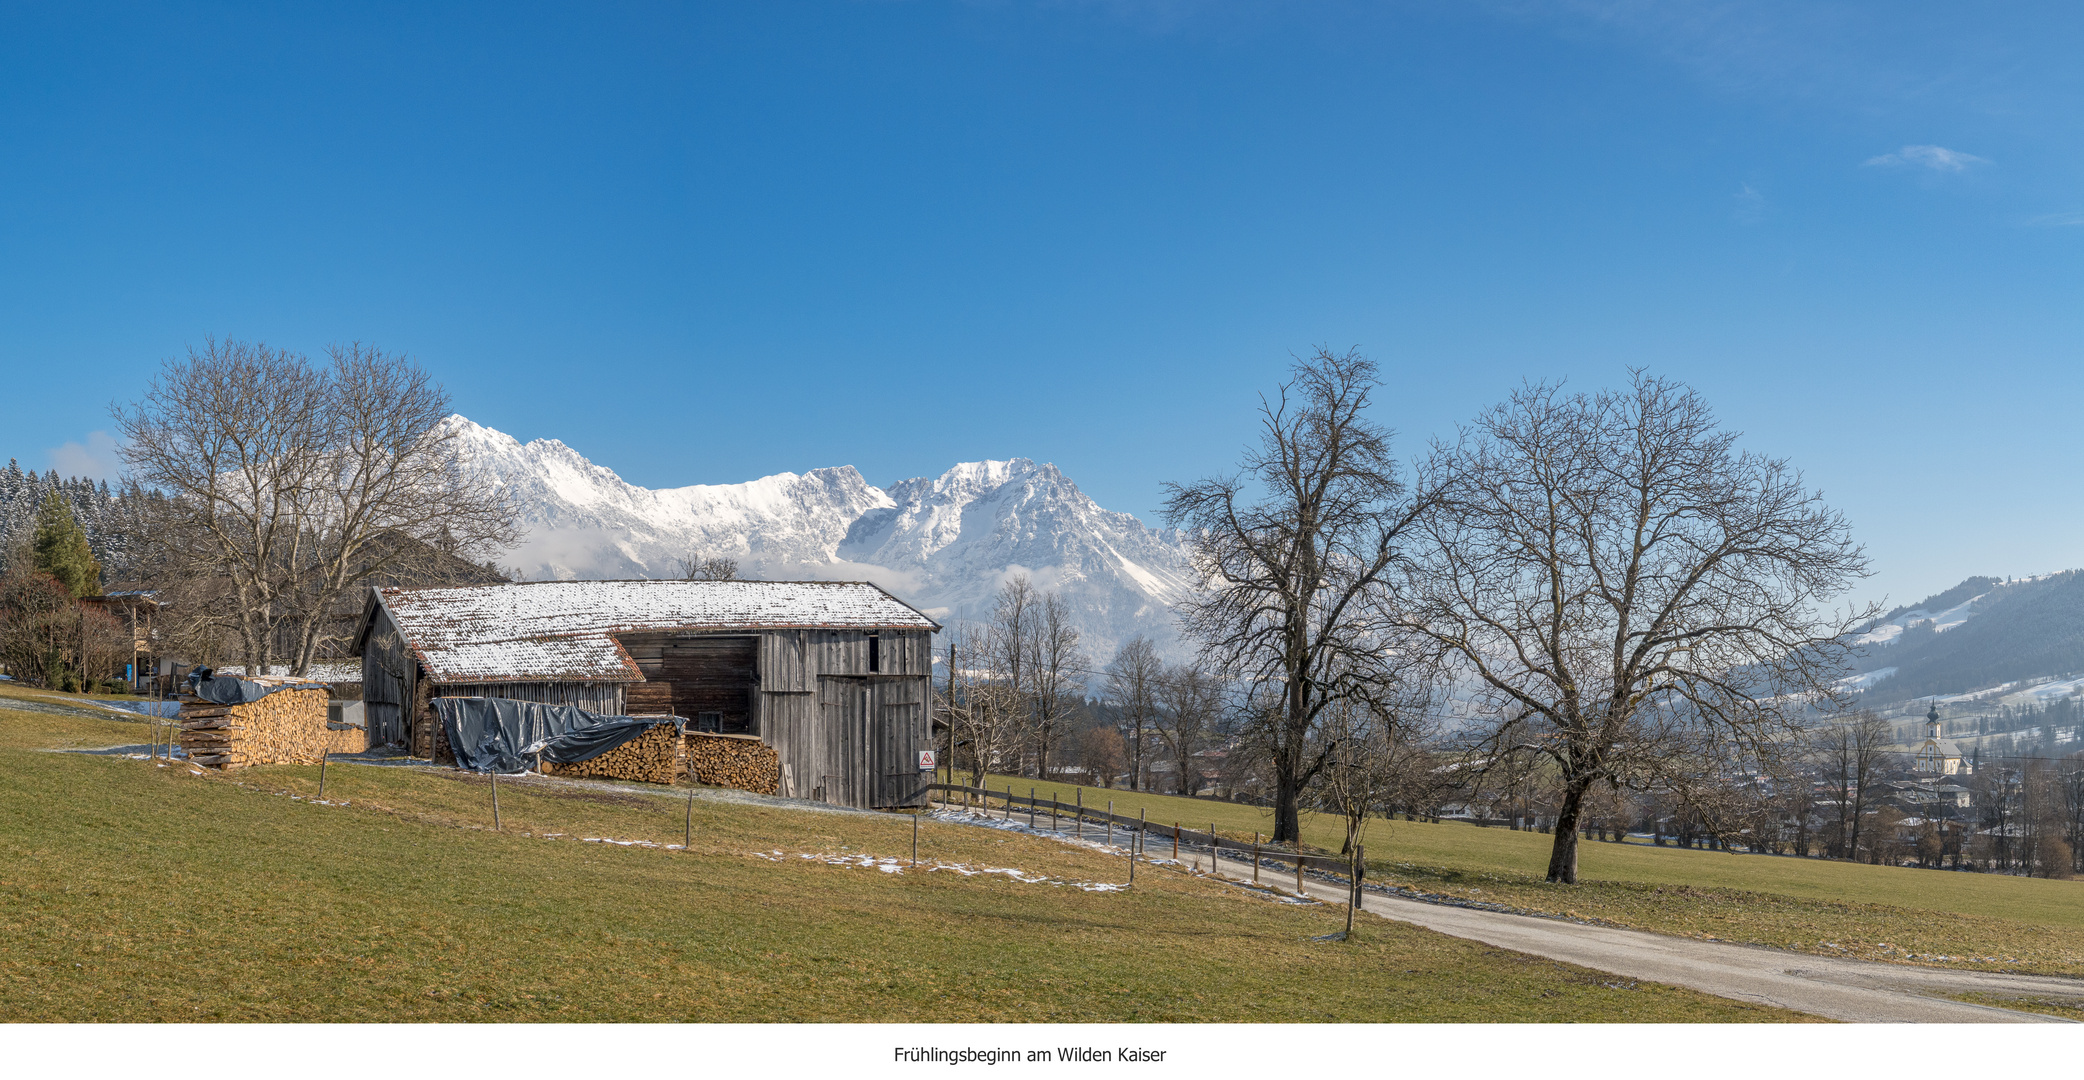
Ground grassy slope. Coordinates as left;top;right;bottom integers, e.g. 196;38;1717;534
0;691;1800;1022
983;775;2084;975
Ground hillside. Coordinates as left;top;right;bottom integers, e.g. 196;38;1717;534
1847;573;2084;704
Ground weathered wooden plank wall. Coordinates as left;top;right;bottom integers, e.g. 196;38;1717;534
759;630;812;692
617;633;756;733
359;606;410;746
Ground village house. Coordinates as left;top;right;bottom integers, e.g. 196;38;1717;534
353;579;941;809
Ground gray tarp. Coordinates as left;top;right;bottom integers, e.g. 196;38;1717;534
185;667;329;705
433;696;682;774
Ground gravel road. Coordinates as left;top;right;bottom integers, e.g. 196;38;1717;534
1203;848;2083;1023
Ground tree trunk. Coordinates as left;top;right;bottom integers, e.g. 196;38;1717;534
1546;777;1592;884
1272;763;1303;844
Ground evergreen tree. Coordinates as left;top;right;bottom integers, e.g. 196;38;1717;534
31;489;101;597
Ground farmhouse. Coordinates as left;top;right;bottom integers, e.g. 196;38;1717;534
353;579;941;808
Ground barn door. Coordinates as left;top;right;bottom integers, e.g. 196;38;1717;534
818;677;870;807
365;662;405;746
871;679;926;808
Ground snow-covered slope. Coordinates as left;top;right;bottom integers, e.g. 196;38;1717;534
839;459;1197;655
1843;573;2084;702
1851;579;1994;649
448;417;1193;659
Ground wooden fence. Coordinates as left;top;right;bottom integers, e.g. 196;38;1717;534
925;781;1364;879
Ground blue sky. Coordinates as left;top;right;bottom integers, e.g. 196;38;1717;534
3;2;2081;611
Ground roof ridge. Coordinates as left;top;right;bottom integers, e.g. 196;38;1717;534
379;578;887;593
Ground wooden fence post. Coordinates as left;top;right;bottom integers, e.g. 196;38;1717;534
1350;850;1367;942
913;811;920;867
685;789;695;849
317;751;329;801
1211;823;1218;873
491;770;502;831
1030;786;1037;829
1295;850;1304;896
1076;788;1083;838
1133;808;1145;884
1107;801;1113;846
1252;833;1260;884
1172;824;1179;861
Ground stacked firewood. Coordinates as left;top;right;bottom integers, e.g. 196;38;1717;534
685;732;780;795
177;685;357;769
542;722;685;785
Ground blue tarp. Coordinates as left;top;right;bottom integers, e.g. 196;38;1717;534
432;697;682;774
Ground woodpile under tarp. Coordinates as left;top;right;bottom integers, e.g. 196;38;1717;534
541;720;686;785
177;680;364;770
685;732;780;795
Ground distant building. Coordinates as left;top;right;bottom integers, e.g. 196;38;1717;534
1912;705;1965;776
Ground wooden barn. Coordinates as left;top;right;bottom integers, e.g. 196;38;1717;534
352;579;941;809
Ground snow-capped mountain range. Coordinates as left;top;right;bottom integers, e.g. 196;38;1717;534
446;416;1196;659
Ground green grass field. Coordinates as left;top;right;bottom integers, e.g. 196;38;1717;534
976;773;2084;975
0;687;1800;1022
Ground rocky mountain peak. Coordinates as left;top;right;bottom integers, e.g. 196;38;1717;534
447;417;1189;658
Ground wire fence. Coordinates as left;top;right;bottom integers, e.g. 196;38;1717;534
924;781;1365;921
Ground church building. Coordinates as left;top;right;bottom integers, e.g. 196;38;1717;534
1912;705;1966;776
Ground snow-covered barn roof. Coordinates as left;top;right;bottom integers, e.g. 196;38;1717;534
364;579;939;684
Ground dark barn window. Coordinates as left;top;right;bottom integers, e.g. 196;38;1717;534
868;634;880;673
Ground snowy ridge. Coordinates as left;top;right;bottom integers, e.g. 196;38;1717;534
1842;572;2084;702
446;416;1194;658
1853;592;1987;647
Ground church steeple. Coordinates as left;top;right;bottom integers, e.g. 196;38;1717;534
1926;704;1942;741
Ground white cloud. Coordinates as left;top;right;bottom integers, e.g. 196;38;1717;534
47;431;124;481
2024;211;2084;227
1864;144;1987;171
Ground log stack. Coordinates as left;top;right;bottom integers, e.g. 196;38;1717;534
684;732;780;795
541;721;685;785
177;682;362;769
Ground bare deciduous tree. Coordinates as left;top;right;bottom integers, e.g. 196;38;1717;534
115;338;517;675
1074;724;1128;788
1410;374;1874;883
1164;348;1430;843
114;339;328;675
1029;592;1085;779
1104;636;1162;791
283;344;518;670
1314;678;1442;851
678;552;740;581
1154;661;1221;796
984;575;1037;771
1822;710;1889;860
